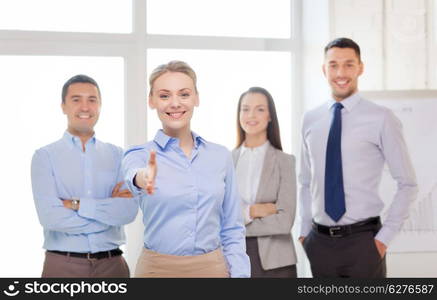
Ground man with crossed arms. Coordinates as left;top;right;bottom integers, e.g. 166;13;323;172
31;75;138;277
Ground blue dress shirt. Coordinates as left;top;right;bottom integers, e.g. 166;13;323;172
299;93;418;245
122;130;250;278
31;131;139;253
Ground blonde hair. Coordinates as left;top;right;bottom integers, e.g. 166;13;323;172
149;60;198;95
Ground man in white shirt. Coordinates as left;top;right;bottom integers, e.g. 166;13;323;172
298;38;418;278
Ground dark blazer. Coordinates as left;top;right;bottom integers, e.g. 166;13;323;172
232;143;297;270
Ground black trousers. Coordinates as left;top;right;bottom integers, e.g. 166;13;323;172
303;229;386;278
246;237;297;278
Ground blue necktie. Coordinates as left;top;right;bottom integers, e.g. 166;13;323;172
325;102;346;222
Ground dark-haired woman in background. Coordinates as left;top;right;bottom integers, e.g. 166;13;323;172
232;87;297;277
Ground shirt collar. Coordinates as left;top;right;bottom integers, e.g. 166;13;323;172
191;131;206;149
239;140;270;158
154;129;206;150
326;92;361;113
62;130;96;148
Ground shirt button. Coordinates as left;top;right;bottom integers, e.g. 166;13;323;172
87;190;91;195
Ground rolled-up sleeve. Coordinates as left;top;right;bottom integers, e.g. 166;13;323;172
78;168;139;226
31;149;110;234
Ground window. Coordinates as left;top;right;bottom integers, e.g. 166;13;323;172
0;0;132;33
147;0;291;38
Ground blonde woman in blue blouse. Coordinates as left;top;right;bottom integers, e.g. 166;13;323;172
233;87;297;277
122;61;250;278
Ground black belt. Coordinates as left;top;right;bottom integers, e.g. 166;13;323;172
48;248;122;260
312;217;381;238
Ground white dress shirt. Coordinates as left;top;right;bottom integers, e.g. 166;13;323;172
236;141;269;225
298;93;418;245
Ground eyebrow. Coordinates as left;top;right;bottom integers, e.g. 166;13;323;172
329;59;357;64
70;94;98;99
242;104;267;108
157;88;192;93
70;95;98;100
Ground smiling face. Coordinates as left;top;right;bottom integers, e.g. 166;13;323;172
239;92;271;137
149;71;199;136
323;47;363;101
61;82;101;138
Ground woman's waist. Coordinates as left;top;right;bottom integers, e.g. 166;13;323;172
143;238;221;257
141;245;224;265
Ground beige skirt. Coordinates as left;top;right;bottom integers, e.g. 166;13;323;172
134;248;230;278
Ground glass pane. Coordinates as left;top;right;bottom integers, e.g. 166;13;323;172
147;49;292;154
435;0;437;43
0;0;132;33
147;0;291;38
0;56;124;276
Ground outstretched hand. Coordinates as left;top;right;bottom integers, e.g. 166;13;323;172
134;150;157;195
145;150;157;195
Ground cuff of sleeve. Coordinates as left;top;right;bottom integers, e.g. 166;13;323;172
299;220;312;238
125;168;144;196
374;225;396;246
244;204;253;225
228;255;251;278
77;197;96;220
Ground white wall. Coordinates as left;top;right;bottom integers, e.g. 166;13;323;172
387;253;437;277
301;0;331;112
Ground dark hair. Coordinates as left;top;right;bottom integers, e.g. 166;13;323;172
324;37;361;61
61;74;101;104
236;87;282;151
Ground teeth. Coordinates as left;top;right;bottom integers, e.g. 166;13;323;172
167;112;184;119
78;114;91;119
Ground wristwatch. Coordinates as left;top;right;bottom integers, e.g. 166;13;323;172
71;198;80;211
